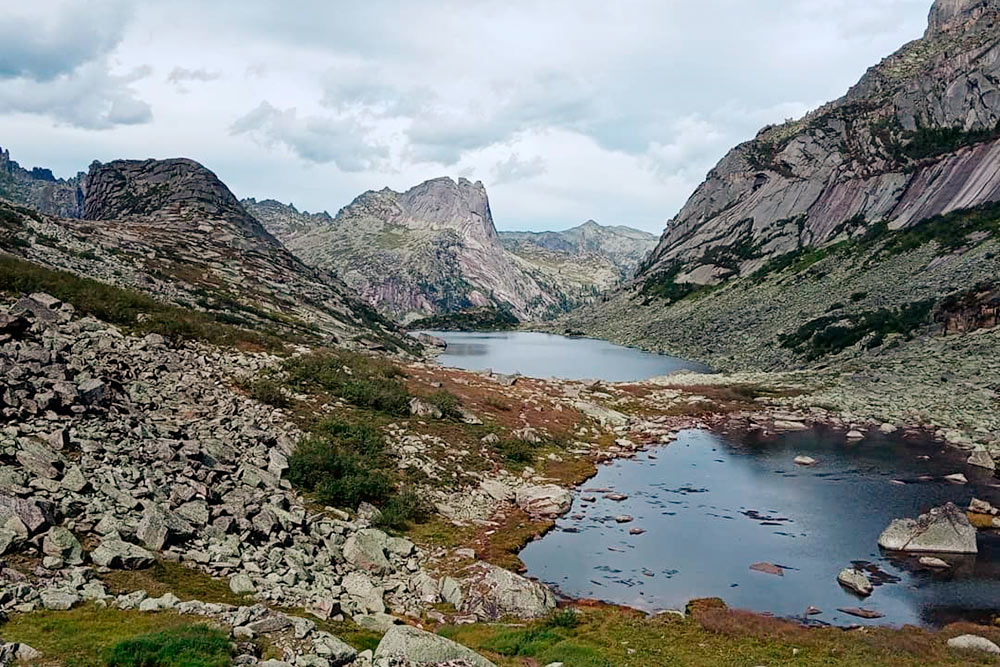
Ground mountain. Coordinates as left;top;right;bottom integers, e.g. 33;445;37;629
0;148;83;218
0;151;413;351
558;0;1000;378
639;0;1000;286
499;221;657;287
246;181;652;323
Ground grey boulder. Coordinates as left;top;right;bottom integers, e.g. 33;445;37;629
373;625;495;667
460;561;556;620
878;502;978;554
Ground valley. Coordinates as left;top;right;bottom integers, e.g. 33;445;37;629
0;0;999;665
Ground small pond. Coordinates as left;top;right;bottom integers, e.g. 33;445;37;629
418;331;711;381
520;427;1000;627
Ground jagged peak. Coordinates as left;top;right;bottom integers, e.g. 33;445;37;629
926;0;1000;35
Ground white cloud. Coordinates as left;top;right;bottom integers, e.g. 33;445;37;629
0;0;932;231
230;102;390;172
491;153;547;184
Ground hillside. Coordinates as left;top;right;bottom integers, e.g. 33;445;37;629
247;188;654;324
0;154;413;351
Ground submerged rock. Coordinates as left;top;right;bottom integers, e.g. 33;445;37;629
837;568;873;596
877;502;978;554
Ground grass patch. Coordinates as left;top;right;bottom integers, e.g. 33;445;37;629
0;606;221;667
101;560;250;607
440;604;1000;667
0;254;282;350
106;624;231;667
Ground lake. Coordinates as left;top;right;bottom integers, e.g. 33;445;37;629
418;330;711;381
520;427;1000;627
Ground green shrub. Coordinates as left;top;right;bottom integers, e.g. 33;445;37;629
281;350;411;415
492;438;537;465
105;624;231;667
902;122;1000;160
426;390;463;420
373;489;433;531
407;307;519;331
243;377;289;408
287;438;393;508
545;608;581;629
779;299;934;360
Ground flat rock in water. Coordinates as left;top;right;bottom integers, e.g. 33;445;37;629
838;607;884;619
615;515;633;523
918;556;950;569
793;455;817;466
944;473;968;484
877;502;978;554
749;562;784;576
967;450;996;470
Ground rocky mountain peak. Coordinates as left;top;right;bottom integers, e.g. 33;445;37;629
397;176;496;242
926;0;999;35
82;158;274;242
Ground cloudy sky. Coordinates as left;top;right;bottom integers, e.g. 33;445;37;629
1;0;931;232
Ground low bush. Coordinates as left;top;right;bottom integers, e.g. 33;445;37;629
426;390;463;420
281;350;411;415
373;489;433;531
105;624;231;667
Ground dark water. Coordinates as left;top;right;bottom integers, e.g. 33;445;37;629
521;427;1000;627
418;331;711;381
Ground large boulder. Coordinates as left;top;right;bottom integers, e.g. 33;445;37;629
515;485;572;518
373;625;495;667
91;537;156;569
136;502;194;550
947;634;1000;654
42;526;83;565
343;529;391;574
878;502;978;554
0;495;56;536
460;562;556;620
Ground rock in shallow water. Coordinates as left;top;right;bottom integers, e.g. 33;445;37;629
837;568;873;596
877;502;978;554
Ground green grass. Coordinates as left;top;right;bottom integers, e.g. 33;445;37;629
440;604;1000;667
0;254;282;350
0;606;224;667
105;625;231;667
101;560;251;607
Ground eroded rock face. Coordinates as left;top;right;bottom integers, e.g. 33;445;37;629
878;502;978;553
460;561;556;620
639;0;1000;285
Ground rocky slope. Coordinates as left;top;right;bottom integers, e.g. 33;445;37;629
246;186;652;323
0;156;411;351
640;0;1000;285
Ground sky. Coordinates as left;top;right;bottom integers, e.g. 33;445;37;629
0;0;931;233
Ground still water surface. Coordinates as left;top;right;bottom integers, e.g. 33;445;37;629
521;427;1000;627
420;330;711;381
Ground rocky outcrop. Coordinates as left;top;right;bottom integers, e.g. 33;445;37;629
83;158;275;243
640;0;1000;284
878;502;978;553
460;561;556;620
0;147;82;218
